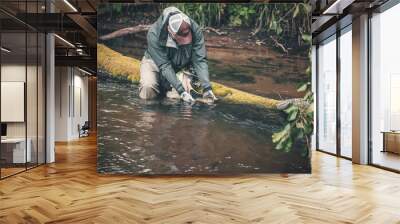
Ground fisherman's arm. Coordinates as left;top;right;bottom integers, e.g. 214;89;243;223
191;22;212;92
147;31;185;94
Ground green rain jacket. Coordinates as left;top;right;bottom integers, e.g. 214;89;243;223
144;7;211;94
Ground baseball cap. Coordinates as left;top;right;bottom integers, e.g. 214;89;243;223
168;13;192;45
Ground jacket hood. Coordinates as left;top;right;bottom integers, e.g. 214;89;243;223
161;7;183;27
154;7;192;45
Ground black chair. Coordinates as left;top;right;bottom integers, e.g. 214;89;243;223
79;121;90;138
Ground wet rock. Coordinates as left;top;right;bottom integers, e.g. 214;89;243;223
276;98;308;110
140;168;152;173
169;164;179;172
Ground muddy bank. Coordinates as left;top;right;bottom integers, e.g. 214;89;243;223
102;30;308;99
206;46;308;99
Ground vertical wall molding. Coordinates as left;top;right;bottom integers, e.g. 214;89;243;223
352;14;369;164
315;45;319;151
336;29;341;157
46;33;55;163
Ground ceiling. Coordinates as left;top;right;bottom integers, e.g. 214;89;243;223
0;0;395;73
311;0;390;42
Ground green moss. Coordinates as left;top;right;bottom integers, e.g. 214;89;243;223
97;44;141;82
211;82;279;109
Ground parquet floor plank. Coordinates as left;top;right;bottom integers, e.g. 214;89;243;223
0;135;399;223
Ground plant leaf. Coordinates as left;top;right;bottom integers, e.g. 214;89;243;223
297;83;308;92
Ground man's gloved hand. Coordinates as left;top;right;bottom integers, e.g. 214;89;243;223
180;91;195;103
203;90;218;101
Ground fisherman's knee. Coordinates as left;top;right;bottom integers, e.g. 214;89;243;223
139;85;158;99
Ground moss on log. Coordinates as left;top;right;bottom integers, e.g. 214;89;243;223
98;44;141;83
212;82;279;109
97;44;280;109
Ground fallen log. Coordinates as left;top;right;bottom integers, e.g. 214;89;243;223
212;82;280;109
97;44;281;109
97;44;141;82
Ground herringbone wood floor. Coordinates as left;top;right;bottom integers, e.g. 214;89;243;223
1;135;400;224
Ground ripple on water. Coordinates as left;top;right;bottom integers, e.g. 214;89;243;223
97;74;310;174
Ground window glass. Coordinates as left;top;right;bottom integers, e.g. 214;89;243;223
1;13;28;178
317;35;337;154
340;27;352;158
371;3;400;171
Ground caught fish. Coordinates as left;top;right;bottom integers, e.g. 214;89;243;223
194;97;216;105
165;71;197;99
177;70;198;94
177;70;218;105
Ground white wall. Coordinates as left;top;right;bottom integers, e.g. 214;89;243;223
1;64;26;81
1;82;25;122
72;72;89;138
1;65;29;138
1;64;26;140
55;67;89;141
55;66;70;141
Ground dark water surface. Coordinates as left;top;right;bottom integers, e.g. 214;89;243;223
97;74;310;174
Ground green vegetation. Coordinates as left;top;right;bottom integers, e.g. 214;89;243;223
99;3;311;50
272;35;314;156
162;3;311;49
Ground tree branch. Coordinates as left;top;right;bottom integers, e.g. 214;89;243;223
99;24;151;41
99;24;229;41
203;27;227;35
270;35;288;54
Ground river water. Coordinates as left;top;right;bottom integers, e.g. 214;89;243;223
97;74;310;174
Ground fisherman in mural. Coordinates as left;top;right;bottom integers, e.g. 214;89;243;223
138;7;217;103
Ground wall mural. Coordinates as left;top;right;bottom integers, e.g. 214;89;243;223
97;3;313;174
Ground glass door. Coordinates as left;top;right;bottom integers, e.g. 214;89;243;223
0;1;46;179
339;26;352;158
317;35;337;154
370;3;400;171
1;30;28;178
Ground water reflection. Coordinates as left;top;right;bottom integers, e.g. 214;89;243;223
97;74;310;174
